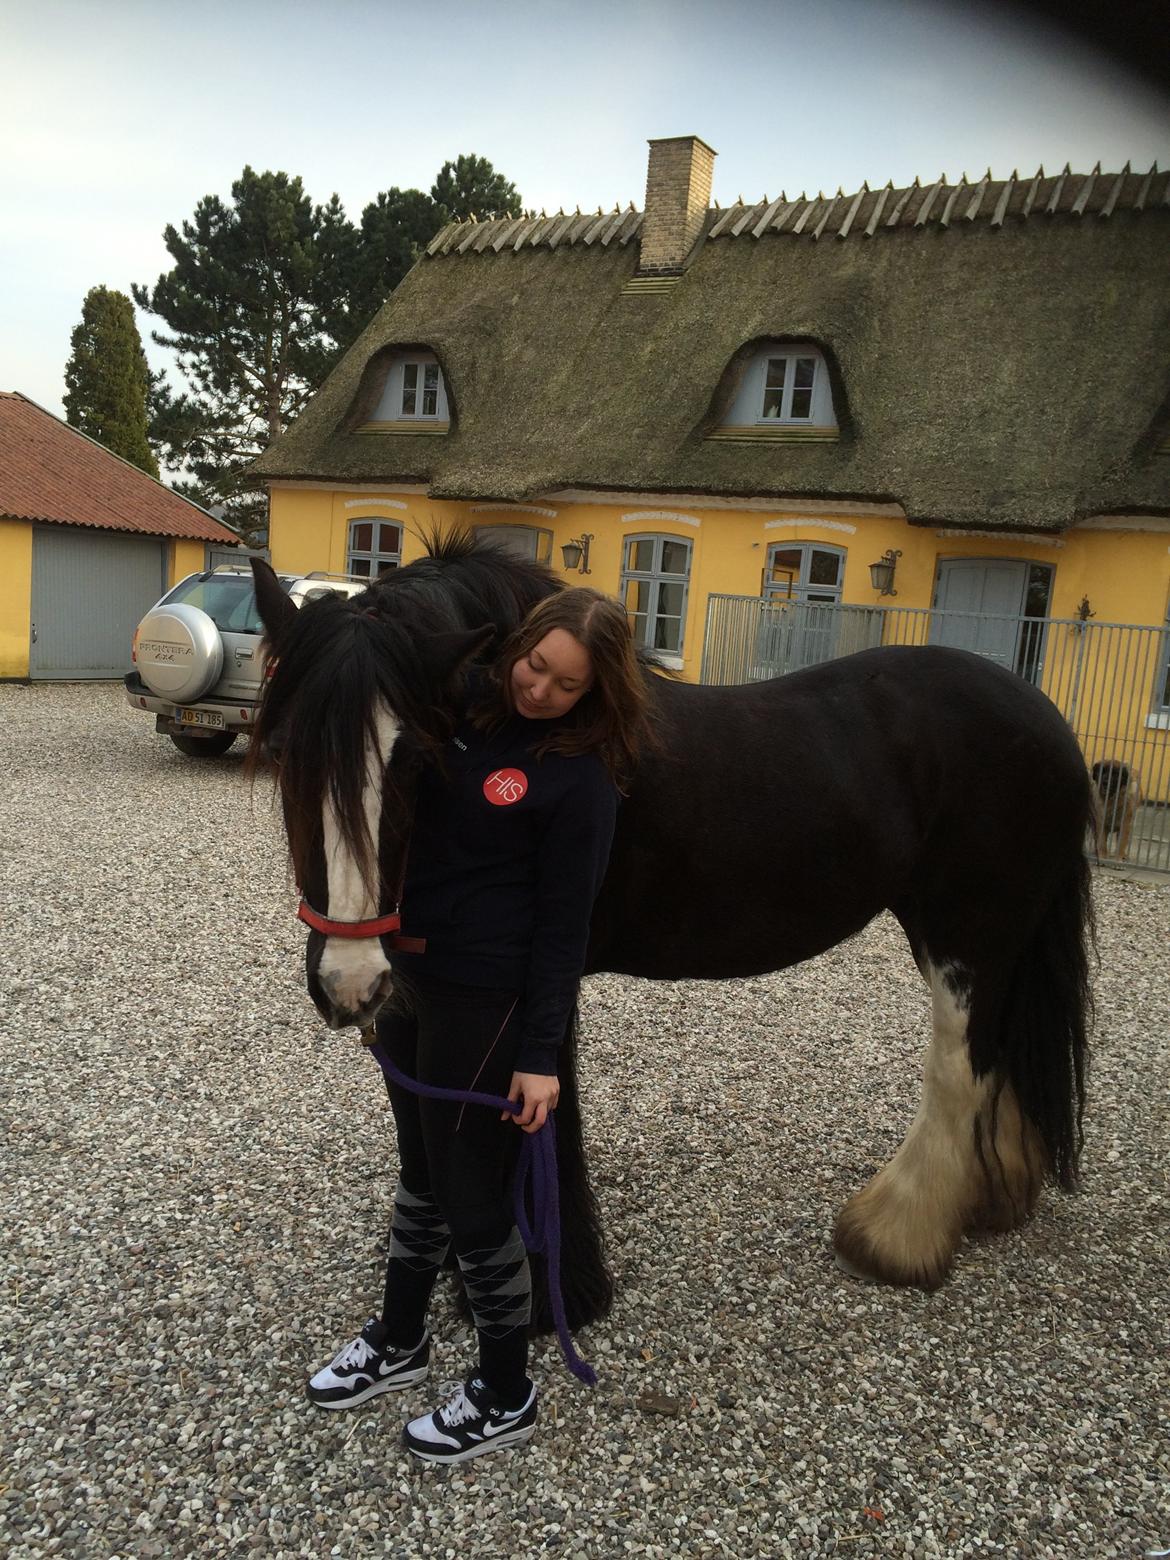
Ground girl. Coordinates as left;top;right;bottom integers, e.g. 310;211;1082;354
307;587;652;1464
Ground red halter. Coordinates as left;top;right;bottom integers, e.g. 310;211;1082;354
297;900;402;939
296;899;426;953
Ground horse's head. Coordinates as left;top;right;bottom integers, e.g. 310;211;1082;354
250;558;492;1029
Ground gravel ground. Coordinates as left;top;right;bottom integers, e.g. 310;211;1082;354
2;682;1168;1560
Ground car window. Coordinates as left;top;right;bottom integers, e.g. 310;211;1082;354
162;574;291;634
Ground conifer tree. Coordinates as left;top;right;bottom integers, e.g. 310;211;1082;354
135;155;523;541
431;155;523;223
64;286;158;477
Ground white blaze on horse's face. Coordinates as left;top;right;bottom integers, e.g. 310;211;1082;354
315;701;400;1028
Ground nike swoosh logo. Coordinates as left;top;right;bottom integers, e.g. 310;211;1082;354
480;1416;524;1438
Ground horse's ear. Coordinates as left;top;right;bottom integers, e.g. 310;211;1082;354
251;558;298;651
423;624;497;679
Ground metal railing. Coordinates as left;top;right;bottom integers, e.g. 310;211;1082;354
700;595;1170;874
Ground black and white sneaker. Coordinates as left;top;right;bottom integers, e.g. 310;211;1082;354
403;1375;538;1463
307;1317;430;1410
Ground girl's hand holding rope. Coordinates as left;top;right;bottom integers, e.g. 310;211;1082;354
503;1072;560;1132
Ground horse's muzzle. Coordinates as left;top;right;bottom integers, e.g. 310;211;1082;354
310;949;395;1031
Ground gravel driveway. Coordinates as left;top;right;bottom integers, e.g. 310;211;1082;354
2;683;1168;1560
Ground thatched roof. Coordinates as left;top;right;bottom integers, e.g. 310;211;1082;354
254;164;1170;531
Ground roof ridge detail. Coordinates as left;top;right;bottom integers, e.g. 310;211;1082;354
424;165;1168;258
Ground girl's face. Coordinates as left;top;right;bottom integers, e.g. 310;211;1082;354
510;628;595;720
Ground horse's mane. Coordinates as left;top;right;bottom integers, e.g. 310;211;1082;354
254;527;561;893
363;525;561;640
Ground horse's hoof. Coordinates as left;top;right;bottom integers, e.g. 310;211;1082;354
834;1249;878;1282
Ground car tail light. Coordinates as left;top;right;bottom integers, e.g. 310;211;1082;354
131;625;139;663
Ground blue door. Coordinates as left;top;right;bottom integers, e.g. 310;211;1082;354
931;559;1054;682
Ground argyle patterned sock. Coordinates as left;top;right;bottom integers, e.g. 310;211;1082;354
380;1181;451;1349
455;1225;532;1404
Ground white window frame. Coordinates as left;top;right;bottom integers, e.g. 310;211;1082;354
763;541;846;603
722;344;836;430
368;353;450;424
1154;591;1170;718
472;524;553;564
620;533;692;663
346;518;402;579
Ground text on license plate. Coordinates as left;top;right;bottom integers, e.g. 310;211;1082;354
177;708;225;730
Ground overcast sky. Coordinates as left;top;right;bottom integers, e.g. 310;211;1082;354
4;0;1167;417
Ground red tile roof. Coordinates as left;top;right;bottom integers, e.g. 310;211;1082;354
0;392;240;543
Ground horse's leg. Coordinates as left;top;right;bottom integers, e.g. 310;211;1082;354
835;838;1090;1288
833;960;991;1289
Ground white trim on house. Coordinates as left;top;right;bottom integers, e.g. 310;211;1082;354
268;480;430;494
764;518;857;534
470;504;559;519
934;528;1064;547
551;488;905;517
1073;514;1170;533
621;510;702;528
266;479;907;520
344;497;409;511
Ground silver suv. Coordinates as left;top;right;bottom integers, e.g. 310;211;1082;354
124;565;367;756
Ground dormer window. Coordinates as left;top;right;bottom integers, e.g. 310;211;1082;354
401;360;441;418
760;352;823;422
711;343;837;441
360;351;451;433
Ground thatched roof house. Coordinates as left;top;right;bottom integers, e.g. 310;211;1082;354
255;141;1169;533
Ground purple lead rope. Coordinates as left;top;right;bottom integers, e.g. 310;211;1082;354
365;1037;597;1388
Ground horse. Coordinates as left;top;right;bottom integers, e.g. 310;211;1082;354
249;531;1093;1310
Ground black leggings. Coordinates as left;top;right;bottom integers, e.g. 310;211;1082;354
377;971;523;1235
375;970;532;1400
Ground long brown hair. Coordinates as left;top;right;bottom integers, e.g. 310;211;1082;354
475;587;656;789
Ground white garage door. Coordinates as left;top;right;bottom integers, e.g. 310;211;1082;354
30;525;167;679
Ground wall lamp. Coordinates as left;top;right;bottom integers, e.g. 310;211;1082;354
869;548;902;597
561;534;593;574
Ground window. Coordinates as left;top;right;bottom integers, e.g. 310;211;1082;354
472;525;553;564
162;571;286;635
1156;592;1170;715
364;352;450;427
716;343;837;434
401;360;440;418
347;519;402;579
621;534;692;658
757;544;847;674
763;543;845;603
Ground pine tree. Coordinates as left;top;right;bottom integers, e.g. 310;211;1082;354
431;155;522;223
135;155;524;541
63;287;159;477
134;167;347;539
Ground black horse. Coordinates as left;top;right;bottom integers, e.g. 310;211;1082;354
251;532;1093;1304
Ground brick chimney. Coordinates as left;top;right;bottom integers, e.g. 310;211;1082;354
638;135;716;275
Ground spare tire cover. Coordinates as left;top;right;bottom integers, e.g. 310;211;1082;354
135;603;224;702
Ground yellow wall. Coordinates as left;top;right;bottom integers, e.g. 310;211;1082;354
268;484;1170;810
0;528;226;679
171;538;207;586
0;519;33;678
268;485;1170;672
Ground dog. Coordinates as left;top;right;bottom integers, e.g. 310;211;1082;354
1090;759;1143;860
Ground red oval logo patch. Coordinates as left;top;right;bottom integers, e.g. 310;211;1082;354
483;767;529;806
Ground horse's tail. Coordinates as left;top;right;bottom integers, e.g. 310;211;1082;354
528;1001;614;1334
982;836;1095;1197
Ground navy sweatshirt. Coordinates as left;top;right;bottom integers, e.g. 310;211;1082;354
396;694;619;1075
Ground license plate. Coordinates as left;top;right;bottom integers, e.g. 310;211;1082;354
177;708;225;730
